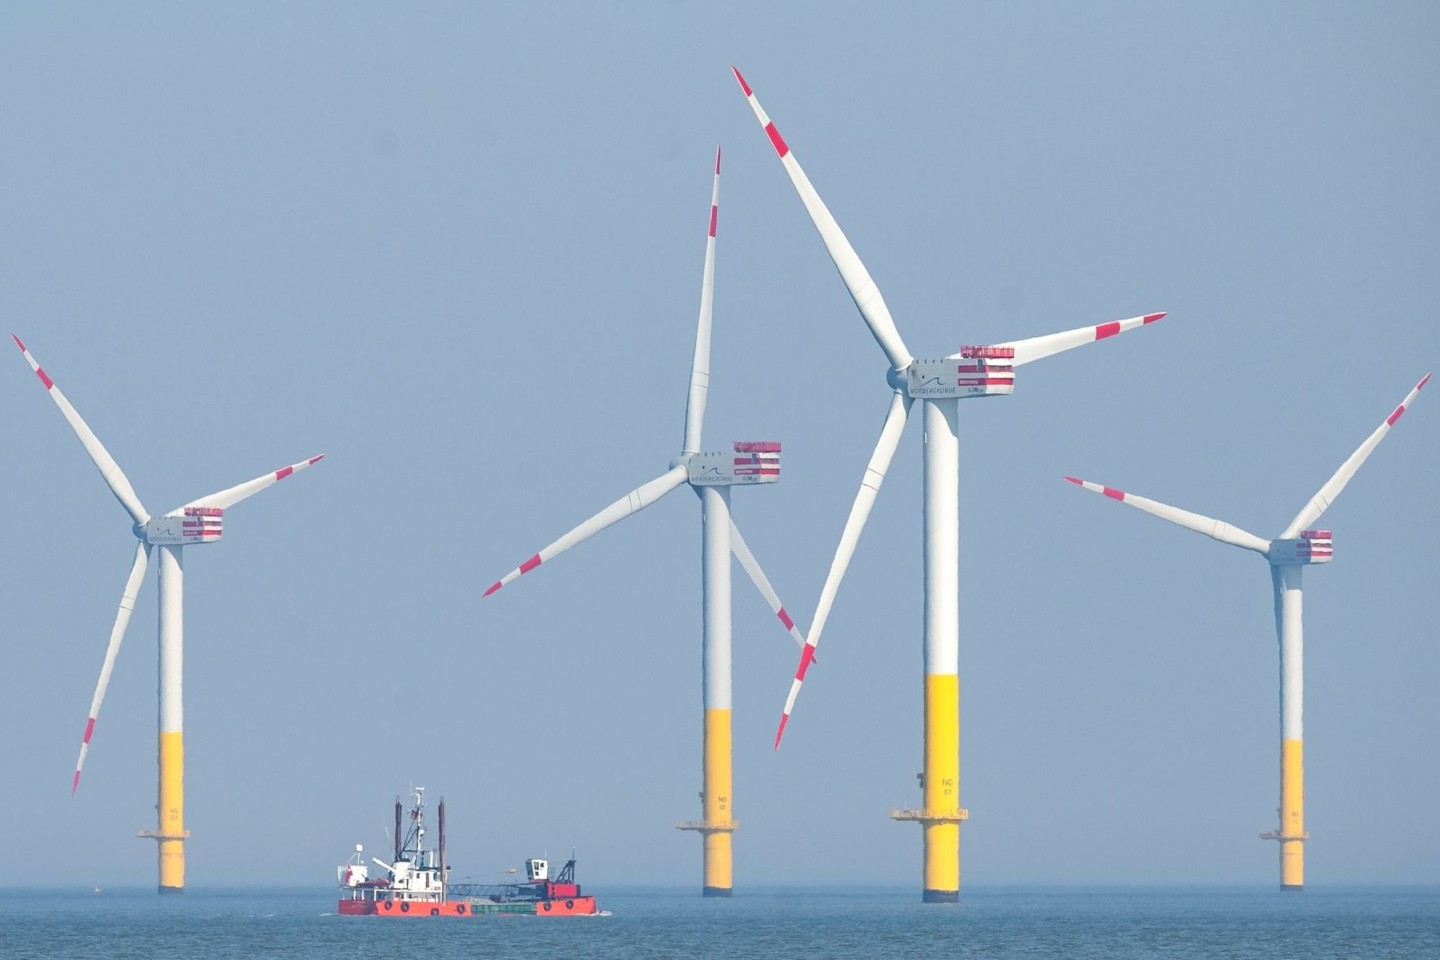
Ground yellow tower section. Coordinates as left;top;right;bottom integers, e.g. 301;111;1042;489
1261;738;1306;890
891;672;968;902
140;730;190;893
678;708;737;896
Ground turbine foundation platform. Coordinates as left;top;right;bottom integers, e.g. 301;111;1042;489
675;819;739;833
889;807;969;824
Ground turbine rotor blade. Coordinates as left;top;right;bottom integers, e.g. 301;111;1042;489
1063;476;1270;554
1279;372;1431;539
732;68;914;372
178;454;326;513
775;391;912;747
73;540;151;796
959;313;1167;367
681;147;722;456
12;335;150;526
775;641;816;750
729;517;807;649
483;465;689;597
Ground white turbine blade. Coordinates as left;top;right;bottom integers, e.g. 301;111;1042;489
776;391;912;748
483;465;689;597
178;454;326;513
1063;476;1270;554
681;147;721;456
12;335;150;526
959;313;1167;367
1279;372;1431;539
729;517;807;650
732;68;914;372
73;540;151;796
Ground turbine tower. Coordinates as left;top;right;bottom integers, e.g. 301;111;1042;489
483;150;806;897
13;334;323;894
732;68;1166;902
1065;373;1429;891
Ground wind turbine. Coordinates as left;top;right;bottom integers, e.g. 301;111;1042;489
732;67;1167;902
13;334;323;894
483;149;806;897
1064;372;1429;890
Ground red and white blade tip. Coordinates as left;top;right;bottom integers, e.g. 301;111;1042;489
483;553;542;598
1387;372;1432;426
1064;476;1127;501
715;145;722;174
275;454;325;481
773;643;817;750
72;716;98;796
773;713;789;750
12;334;55;388
733;73;790;159
1096;312;1166;340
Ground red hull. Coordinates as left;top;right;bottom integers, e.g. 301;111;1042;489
533;895;598;916
338;895;598;916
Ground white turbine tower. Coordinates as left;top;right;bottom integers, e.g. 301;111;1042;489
483;150;806;897
13;334;323;894
732;67;1167;902
1065;372;1429;891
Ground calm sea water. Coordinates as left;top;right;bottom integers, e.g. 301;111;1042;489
1;885;1435;959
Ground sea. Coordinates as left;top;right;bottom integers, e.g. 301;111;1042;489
1;885;1436;959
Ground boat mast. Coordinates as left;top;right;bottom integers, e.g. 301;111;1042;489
394;796;403;862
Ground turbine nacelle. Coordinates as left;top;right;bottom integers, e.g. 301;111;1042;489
141;507;224;546
686;441;782;486
1267;530;1334;566
905;348;1017;399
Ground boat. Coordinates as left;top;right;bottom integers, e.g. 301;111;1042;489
337;786;600;917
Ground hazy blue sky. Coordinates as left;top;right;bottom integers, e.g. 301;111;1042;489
2;2;1436;891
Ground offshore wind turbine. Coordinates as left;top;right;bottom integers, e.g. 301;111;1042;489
732;67;1166;902
483;150;806;897
1065;373;1429;891
13;334;323;894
